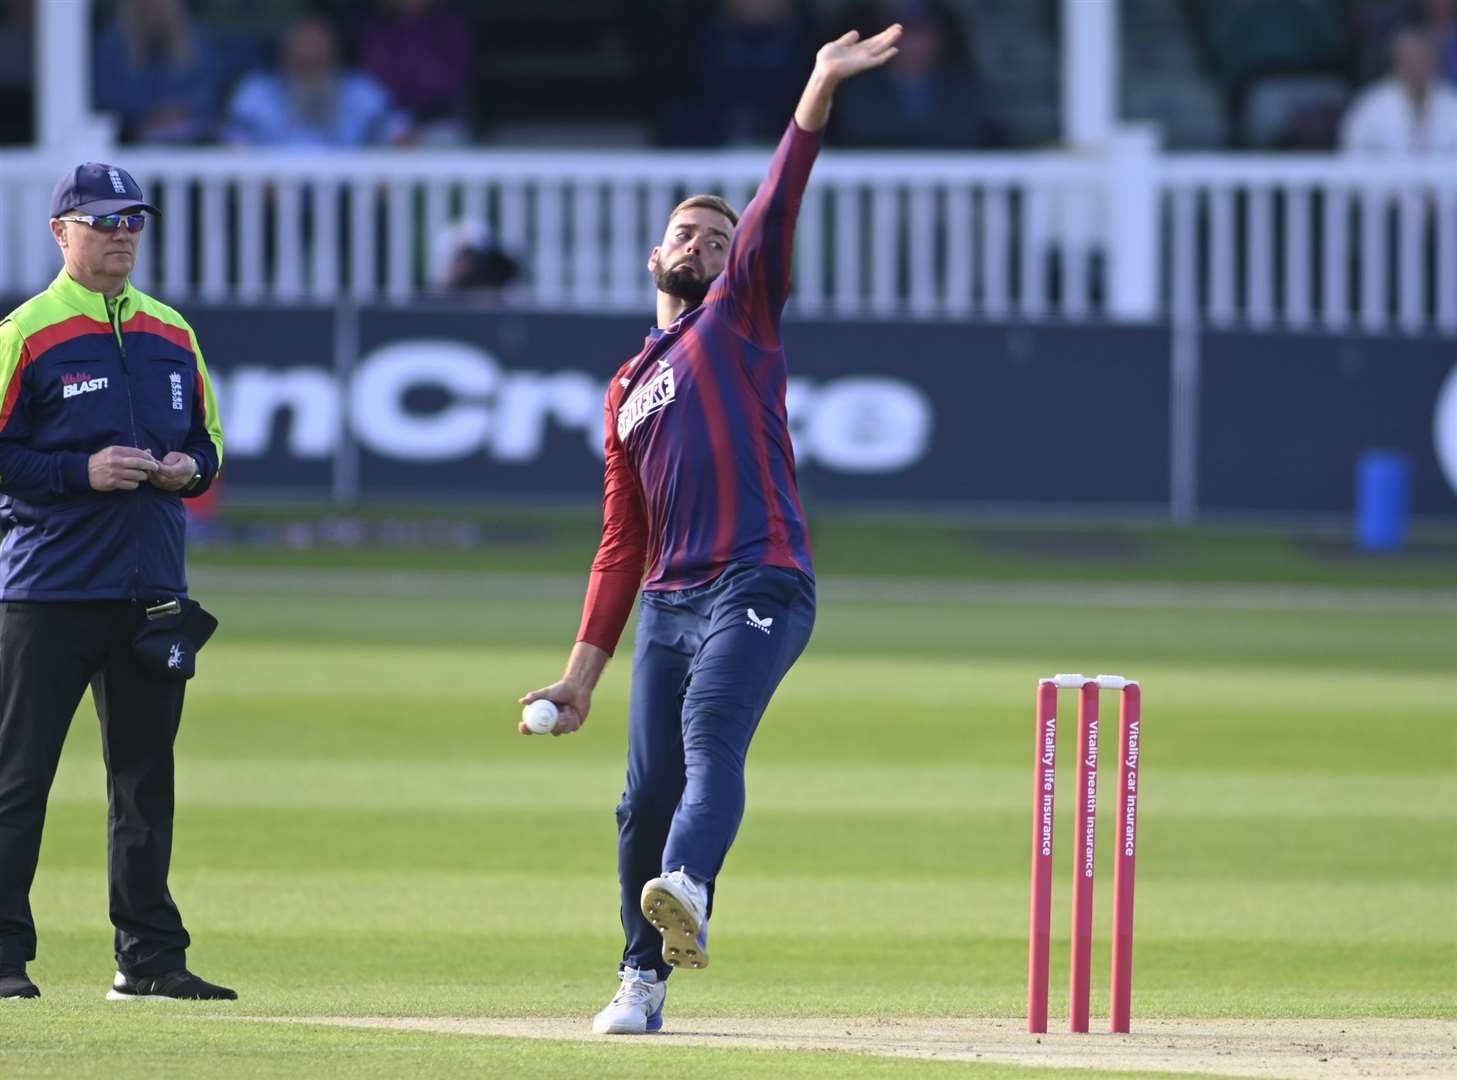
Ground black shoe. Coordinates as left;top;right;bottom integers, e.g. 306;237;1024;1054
107;969;237;1001
0;971;40;998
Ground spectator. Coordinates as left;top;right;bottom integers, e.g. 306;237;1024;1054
1340;27;1457;153
0;0;32;144
656;0;819;146
222;15;412;147
431;220;523;300
92;0;232;145
359;0;473;145
832;0;1002;148
1427;0;1457;81
1350;1;1424;83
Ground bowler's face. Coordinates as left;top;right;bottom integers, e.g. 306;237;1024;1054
649;208;734;288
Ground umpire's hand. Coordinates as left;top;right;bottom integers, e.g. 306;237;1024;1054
148;451;199;492
88;446;159;491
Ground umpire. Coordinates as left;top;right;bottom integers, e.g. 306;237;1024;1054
0;163;232;1000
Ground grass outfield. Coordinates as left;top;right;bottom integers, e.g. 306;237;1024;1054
192;504;1457;587
2;530;1454;1077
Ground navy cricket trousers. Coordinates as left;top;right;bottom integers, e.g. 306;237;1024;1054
615;562;815;978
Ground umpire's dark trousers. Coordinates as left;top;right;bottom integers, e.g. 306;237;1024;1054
0;601;190;976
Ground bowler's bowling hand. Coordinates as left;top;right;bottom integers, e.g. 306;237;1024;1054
88;446;160;491
149;451;199;492
796;23;903;131
518;679;591;737
813;24;903;86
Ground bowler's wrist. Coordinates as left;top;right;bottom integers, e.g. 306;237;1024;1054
565;642;610;691
795;72;839;132
808;68;842;94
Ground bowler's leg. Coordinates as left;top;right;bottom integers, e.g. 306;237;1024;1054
662;567;815;884
616;595;697;978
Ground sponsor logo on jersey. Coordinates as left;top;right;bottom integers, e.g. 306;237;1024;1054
616;365;675;443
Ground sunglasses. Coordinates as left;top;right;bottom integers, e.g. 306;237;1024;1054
57;213;147;234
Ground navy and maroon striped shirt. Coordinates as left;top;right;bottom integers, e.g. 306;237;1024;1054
578;120;820;654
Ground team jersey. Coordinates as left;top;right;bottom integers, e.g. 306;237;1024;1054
578;120;821;654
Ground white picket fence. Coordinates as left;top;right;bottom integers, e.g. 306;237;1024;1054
2;140;1455;335
1163;156;1457;335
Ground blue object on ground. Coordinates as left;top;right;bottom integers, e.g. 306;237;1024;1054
1355;450;1410;553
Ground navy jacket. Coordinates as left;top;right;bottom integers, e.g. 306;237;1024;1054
0;271;223;601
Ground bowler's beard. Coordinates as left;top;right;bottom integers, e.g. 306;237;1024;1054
654;262;712;305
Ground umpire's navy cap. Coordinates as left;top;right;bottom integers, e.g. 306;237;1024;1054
50;162;160;218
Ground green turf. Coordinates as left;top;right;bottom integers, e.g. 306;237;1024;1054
0;1012;1241;1080
2;538;1453;1077
193;503;1457;587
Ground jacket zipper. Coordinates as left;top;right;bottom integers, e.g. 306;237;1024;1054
109;299;143;602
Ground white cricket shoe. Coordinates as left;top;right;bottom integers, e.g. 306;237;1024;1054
592;967;666;1034
641;869;710;970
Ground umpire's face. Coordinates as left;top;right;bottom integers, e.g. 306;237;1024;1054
51;208;143;283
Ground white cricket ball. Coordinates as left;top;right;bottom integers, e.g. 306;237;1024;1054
522;699;559;734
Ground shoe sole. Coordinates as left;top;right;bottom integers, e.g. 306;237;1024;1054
106;990;235;1001
591;1002;667;1037
593;1012;664;1035
641;884;709;970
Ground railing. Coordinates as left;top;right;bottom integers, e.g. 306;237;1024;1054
3;140;1456;335
0;147;1129;320
1163;156;1457;336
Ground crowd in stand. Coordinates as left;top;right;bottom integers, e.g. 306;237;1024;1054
87;0;468;148
1197;0;1457;152
1;0;1457;152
